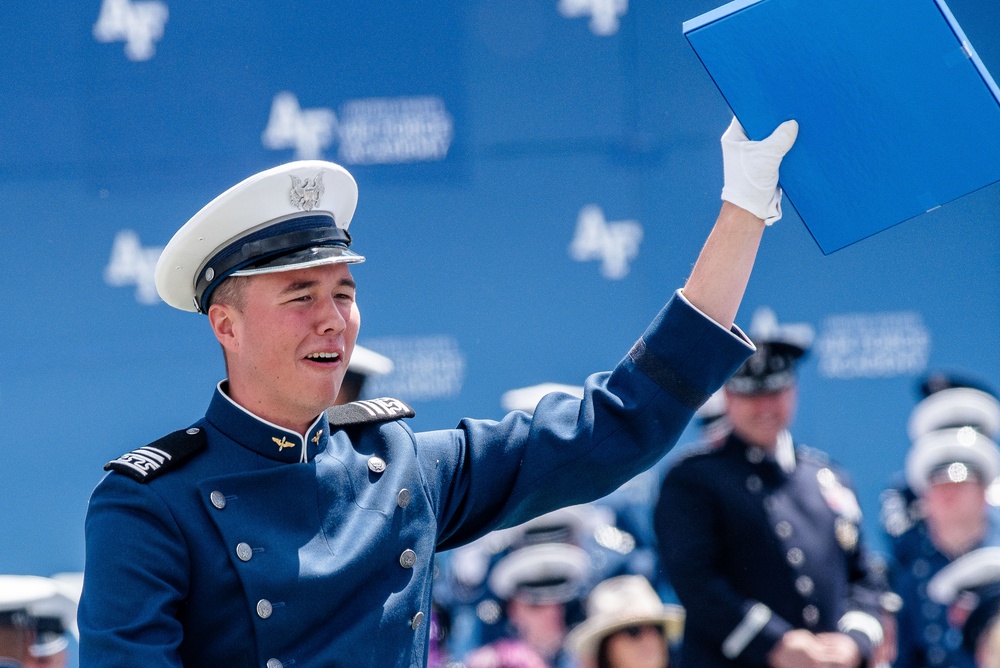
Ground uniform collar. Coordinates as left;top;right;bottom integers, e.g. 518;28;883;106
206;381;329;463
728;430;797;474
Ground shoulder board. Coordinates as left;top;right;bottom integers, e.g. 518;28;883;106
798;445;831;466
104;426;207;483
327;397;415;428
672;440;720;465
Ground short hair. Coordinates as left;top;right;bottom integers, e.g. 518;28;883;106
208;275;253;375
208;275;252;311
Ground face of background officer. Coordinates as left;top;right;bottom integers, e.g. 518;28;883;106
506;597;568;662
923;477;988;558
209;262;360;434
723;384;797;450
600;624;669;668
0;626;30;666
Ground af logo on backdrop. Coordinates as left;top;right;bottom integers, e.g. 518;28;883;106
104;230;163;305
262;91;455;164
93;0;169;62
568;205;643;279
558;0;628;36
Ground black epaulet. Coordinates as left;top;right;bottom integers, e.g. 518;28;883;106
104;426;207;483
327;398;415;428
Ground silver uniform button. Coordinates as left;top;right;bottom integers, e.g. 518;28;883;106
803;604;819;626
745;475;763;493
795;575;814;596
368;456;386;474
210;491;226;510
266;659;283;668
746;448;765;464
410;611;425;630
399;549;417;569
236;542;253;562
397;488;411;508
186;427;200;435
786;547;804;566
775;521;793;539
257;599;273;619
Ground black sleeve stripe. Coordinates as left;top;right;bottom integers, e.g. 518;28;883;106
628;338;709;412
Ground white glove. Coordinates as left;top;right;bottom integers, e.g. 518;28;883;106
721;117;798;225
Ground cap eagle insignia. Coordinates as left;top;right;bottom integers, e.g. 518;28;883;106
289;171;325;211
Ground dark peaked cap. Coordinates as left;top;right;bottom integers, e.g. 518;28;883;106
726;307;813;395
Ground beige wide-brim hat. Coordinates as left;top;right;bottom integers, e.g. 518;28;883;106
565;575;684;661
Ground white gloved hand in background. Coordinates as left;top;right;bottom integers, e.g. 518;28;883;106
721;117;798;225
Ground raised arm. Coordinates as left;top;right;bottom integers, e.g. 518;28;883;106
682;118;798;330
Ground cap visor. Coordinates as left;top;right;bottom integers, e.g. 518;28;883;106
231;246;364;276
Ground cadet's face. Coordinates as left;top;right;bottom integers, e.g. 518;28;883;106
218;263;360;431
724;385;796;449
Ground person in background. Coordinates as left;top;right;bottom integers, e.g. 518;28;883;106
22;617;68;668
654;308;886;667
477;541;592;668
926;546;1000;668
565;574;683;668
0;606;31;668
891;416;1000;668
0;577;77;668
880;374;1000;571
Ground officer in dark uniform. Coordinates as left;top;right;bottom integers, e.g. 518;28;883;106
654;312;886;667
79;117;799;667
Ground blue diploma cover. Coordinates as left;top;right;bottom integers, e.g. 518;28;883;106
684;0;1000;254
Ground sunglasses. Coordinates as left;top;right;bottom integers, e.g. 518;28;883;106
618;624;665;639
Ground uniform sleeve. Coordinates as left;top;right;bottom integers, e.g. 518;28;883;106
838;501;889;659
78;473;189;668
654;461;794;663
424;291;754;550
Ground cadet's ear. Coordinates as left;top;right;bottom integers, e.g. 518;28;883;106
208;303;239;352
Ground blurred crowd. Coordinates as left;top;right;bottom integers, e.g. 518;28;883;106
419;309;1000;668
7;320;1000;667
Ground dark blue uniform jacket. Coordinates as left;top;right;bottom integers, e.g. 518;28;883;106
79;292;751;668
655;432;885;667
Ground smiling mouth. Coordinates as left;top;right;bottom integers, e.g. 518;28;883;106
305;352;341;364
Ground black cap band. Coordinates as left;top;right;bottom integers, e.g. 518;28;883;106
195;214;350;311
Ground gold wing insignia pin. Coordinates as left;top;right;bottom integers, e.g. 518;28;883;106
272;436;295;451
